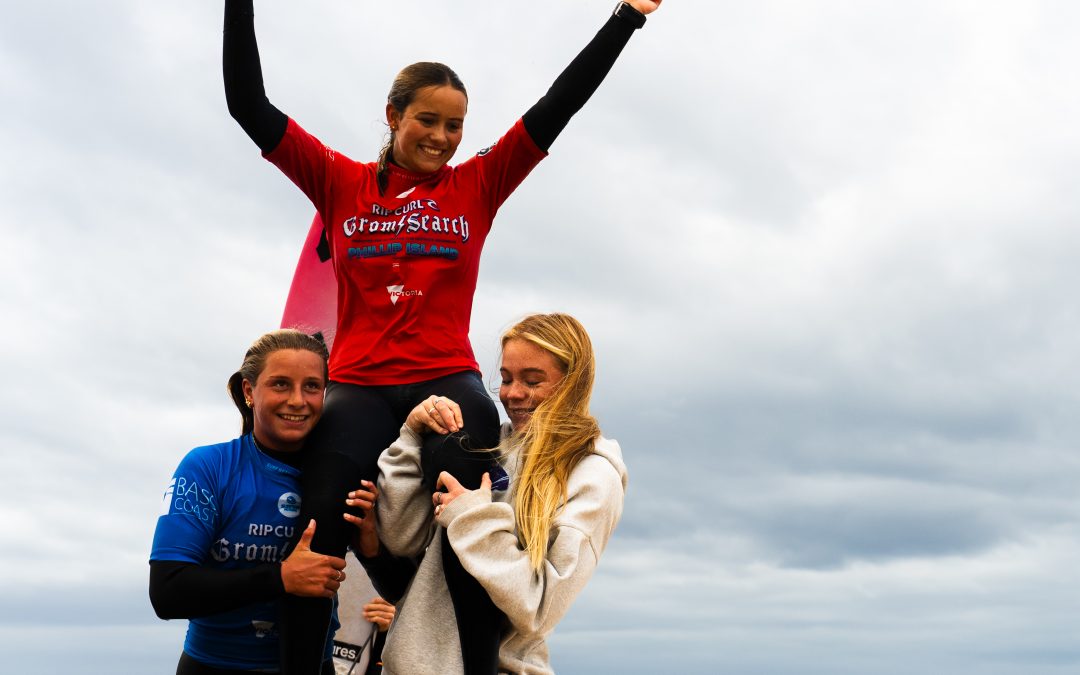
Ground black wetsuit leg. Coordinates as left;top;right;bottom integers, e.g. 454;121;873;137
284;373;501;673
280;382;400;675
407;371;503;674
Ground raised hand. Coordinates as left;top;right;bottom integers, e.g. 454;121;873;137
625;0;662;15
280;519;347;598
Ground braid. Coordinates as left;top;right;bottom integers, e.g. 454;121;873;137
376;130;394;196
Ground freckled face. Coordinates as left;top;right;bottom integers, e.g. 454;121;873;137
387;85;467;174
242;349;326;453
499;339;566;432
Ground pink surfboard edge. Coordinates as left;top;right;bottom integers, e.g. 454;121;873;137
280;213;338;353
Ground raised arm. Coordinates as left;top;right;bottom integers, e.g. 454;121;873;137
223;0;289;153
522;0;662;152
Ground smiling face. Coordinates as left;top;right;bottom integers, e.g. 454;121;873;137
241;349;326;452
387;84;467;174
499;338;567;432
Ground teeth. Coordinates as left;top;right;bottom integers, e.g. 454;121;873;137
280;414;307;422
419;146;443;157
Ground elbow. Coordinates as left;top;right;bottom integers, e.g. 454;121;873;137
149;589;178;621
505;608;552;637
148;563;186;620
224;95;248;127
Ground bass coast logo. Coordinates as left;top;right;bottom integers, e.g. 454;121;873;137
164;475;218;523
476;141;497;157
387;285;423;305
278;492;301;518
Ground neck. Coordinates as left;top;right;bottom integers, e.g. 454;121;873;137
388;159;442;178
251;434;303;468
252;433;299;454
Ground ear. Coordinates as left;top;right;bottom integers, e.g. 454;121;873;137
385;103;400;129
242;379;254;404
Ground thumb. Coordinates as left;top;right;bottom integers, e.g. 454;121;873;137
295;519;316;551
437;471;461;492
481;472;491;490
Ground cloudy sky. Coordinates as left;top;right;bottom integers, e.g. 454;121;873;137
3;1;1080;673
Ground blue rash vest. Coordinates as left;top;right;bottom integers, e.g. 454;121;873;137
150;434;336;669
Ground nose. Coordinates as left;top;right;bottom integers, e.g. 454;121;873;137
504;381;526;402
287;385;305;407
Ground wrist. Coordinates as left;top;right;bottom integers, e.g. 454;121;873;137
276;561;291;595
436;485;490;527
613;1;647;29
358;537;380;559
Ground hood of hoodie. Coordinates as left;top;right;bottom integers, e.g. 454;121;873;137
592;435;628;492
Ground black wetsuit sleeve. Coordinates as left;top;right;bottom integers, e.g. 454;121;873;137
223;0;289;153
355;550;419;605
521;10;643;152
149;559;286;619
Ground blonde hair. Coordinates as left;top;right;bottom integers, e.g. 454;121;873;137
501;313;600;572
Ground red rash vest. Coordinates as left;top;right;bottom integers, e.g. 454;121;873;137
266;117;546;385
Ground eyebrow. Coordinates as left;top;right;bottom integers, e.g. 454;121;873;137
513;368;548;377
415;111;465;122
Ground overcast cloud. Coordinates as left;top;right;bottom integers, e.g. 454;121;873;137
3;1;1080;673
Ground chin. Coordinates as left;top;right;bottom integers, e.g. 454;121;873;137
275;430;310;447
416;159;446;172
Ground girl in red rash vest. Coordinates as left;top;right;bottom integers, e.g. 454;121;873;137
222;2;662;672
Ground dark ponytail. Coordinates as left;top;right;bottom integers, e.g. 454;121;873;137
227;329;330;435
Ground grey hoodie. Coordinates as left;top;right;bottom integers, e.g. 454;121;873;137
376;423;628;674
